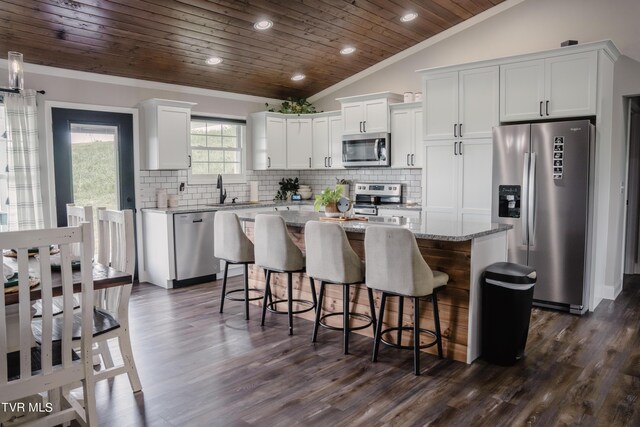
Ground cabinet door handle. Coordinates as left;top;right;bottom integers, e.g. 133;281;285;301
407;154;410;166
454;123;457;137
267;157;271;168
411;154;415;166
329;157;332;167
454;141;458;156
546;100;550;116
363;121;366;132
540;101;544;117
359;121;363;133
459;141;463;155
459;123;463;137
324;157;328;167
188;155;191;167
309;157;311;168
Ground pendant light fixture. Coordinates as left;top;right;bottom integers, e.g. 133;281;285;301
7;51;24;91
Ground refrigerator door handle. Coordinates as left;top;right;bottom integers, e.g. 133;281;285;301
522;153;530;245
529;153;536;244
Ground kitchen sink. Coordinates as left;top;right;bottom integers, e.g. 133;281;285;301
205;202;260;207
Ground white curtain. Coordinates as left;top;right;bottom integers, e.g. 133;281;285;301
4;89;44;230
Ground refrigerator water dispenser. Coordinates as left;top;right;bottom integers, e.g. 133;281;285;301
498;185;521;218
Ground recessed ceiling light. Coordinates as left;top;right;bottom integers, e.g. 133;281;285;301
205;56;223;65
400;12;418;22
340;46;356;55
291;73;305;81
254;19;273;30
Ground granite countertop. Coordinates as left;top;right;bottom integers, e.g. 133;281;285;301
142;201;422;214
141;200;313;214
235;210;511;241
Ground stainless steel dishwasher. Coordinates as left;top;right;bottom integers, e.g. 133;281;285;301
173;211;220;286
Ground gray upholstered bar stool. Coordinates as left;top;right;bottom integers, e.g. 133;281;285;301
214;211;262;320
255;214;317;335
305;221;376;354
365;226;449;375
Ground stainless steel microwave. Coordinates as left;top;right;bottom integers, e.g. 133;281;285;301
342;132;390;167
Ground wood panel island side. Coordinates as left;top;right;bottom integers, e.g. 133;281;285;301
236;211;511;364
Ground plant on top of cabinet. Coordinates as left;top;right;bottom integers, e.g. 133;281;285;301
275;177;300;200
265;97;318;115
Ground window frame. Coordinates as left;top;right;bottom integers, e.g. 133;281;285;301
187;114;247;185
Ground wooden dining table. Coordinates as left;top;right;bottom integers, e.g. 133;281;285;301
3;255;132;306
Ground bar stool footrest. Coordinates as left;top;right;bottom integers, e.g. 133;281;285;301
266;299;315;315
224;288;264;302
319;312;373;331
380;326;438;351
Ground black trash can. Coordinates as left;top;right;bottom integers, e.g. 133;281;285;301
481;262;536;366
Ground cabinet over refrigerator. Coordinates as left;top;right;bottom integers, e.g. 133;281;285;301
491;119;594;314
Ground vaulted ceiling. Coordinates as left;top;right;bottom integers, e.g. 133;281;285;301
0;0;505;99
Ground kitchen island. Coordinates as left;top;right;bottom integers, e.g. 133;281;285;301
237;211;511;364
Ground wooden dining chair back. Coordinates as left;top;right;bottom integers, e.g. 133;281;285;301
66;203;94;259
92;207;141;392
0;222;97;426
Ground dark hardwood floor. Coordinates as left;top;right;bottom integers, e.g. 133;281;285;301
93;275;640;426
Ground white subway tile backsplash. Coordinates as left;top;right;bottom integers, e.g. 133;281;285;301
139;167;423;208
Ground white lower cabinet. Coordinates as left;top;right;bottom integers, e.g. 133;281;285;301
423;138;492;224
378;209;420;219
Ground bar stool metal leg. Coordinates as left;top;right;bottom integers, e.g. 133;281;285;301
343;284;350;354
432;291;443;358
312;281;325;343
261;270;272;326
243;264;250;320
219;261;229;313
414;297;421;375
367;288;377;335
287;272;294;335
397;295;404;347
372;292;387;362
309;277;317;308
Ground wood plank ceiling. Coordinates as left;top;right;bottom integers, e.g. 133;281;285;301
0;0;505;99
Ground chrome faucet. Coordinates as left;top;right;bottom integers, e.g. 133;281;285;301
217;174;227;204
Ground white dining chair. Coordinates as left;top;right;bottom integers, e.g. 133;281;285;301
31;208;142;393
0;222;98;426
92;208;141;392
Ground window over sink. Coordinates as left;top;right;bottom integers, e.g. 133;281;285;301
188;115;246;185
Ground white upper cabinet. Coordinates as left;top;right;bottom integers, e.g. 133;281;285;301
423;66;499;141
251;112;287;170
500;51;597;121
329;115;343;168
337;92;402;134
390;103;422;168
311;116;329;169
311;113;342;169
286;118;312;169
140;99;196;170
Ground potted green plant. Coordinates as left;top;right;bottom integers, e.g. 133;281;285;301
314;185;345;217
265;97;318;115
274;177;300;201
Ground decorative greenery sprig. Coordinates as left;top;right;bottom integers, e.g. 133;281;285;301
265;98;318;115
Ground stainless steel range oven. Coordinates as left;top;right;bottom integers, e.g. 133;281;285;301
354;183;402;216
342;133;390;167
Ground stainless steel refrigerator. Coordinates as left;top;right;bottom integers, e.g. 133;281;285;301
491;120;594;314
